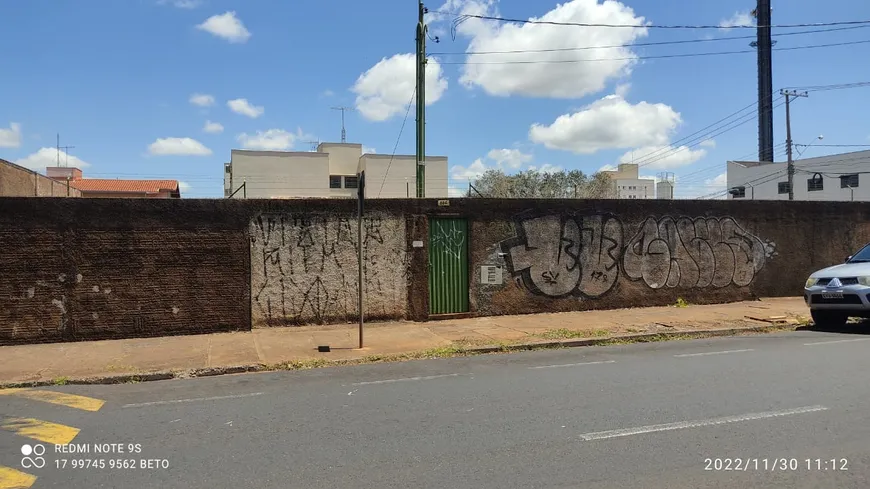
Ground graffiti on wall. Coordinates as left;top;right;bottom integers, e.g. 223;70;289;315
622;216;768;289
502;214;770;297
250;213;408;325
501;215;623;298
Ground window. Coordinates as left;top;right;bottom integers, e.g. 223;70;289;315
344;175;358;189
225;166;231;173
841;174;859;188
729;186;746;198
807;176;824;192
778;182;791;194
329;175;342;189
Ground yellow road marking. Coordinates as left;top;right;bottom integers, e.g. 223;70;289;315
0;389;104;412
0;466;36;489
0;417;80;445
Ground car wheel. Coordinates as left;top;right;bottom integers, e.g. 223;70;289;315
810;309;848;328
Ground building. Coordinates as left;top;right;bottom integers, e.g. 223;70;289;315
727;150;870;201
0;158;81;197
41;167;181;198
656;172;675;200
224;142;449;199
599;163;657;199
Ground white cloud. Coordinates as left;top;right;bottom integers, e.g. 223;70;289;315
227;98;264;118
598;164;617;172
0;122;22;148
159;0;201;8
352;53;448;121
203;120;224;133
618;145;707;170
237;129;299;151
529;93;681;154
17;147;91;170
189;93;215;107
362;146;376;154
528;163;562;173
486;148;532;169
442;0;648;98
450;158;488;181
196;11;251;43
148;137;212;156
178;181;192;192
700;139;717;148
707;172;728;187
719;11;755;30
322;89;335;97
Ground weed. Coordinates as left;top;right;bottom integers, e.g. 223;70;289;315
538;328;610;340
52;377;69;386
674;298;690;308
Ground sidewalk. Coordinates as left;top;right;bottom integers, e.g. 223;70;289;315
0;297;809;385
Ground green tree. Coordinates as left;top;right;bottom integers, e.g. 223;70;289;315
469;169;614;198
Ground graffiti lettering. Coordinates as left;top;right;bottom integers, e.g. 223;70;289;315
250;213;408;326
502;215;623;298
622;216;768;289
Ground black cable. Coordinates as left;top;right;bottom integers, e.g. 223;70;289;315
377;87;416;198
438;39;870;65
431;25;870;56
454;14;870;30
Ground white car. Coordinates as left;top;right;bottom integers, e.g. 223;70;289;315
804;245;870;327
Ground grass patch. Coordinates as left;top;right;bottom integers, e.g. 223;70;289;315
52;376;69;386
674;298;690;308
538;328;610;340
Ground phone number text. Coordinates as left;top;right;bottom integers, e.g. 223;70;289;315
55;459;169;470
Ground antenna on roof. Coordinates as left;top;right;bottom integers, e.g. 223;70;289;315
303;140;320;152
56;133;75;167
330;106;354;143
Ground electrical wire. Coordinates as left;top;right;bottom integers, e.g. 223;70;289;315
377;87;416;198
430;24;870;56
438;39;870;65
453;14;870;30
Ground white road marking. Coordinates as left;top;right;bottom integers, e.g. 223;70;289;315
578;405;828;441
121;392;264;408
352;373;462;386
528;360;616;370
803;337;870;346
674;349;755;358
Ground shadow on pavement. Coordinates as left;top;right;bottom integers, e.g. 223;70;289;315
796;319;870;335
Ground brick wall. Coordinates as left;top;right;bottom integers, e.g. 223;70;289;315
1;197;866;345
0;159;81;197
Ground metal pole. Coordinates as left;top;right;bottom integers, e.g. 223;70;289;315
243;180;246;199
756;0;774;163
357;171;365;348
784;92;794;200
415;1;427;198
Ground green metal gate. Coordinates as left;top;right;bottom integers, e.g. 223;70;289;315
428;217;469;315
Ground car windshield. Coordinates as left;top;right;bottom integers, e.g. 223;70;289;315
848;245;870;262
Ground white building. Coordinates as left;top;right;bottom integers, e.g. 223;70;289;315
224;142;448;199
726;150;870;201
599;163;658;199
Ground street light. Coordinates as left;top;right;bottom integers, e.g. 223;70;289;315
795;135;824;158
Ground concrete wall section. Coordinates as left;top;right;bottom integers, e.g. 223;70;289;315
466;199;869;317
0;198;250;344
250;212;409;326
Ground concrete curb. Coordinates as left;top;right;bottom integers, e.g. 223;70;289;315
0;324;798;389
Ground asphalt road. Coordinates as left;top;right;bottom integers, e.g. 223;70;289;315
3;329;870;488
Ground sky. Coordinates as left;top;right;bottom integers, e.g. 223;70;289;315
2;0;870;199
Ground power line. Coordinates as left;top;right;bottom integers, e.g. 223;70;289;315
377;87;416;198
430;25;870;56
782;81;870;91
438;39;870;65
794;144;870;148
453;14;870;30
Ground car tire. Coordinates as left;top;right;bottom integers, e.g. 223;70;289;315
810;309;848;328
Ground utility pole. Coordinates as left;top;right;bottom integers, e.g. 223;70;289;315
415;1;438;198
782;89;808;201
330;107;354;143
753;1;774;162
